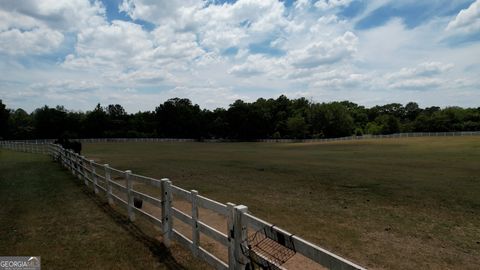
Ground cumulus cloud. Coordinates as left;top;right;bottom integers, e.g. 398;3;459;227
287;31;358;68
1;0;480;111
386;62;454;79
0;0;105;56
385;62;454;90
309;69;370;89
0;0;105;31
0;9;64;55
119;0;201;25
64;20;153;70
120;0;287;50
446;0;480;34
30;80;99;94
314;0;353;11
0;27;63;55
228;54;282;77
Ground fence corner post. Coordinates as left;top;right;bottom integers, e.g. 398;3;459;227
104;164;113;205
161;178;172;247
125;170;135;221
191;189;199;257
233;205;249;270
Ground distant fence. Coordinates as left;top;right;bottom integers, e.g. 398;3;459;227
3;131;479;144
0;141;365;270
259;131;480;143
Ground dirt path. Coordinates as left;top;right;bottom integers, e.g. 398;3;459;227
107;178;327;269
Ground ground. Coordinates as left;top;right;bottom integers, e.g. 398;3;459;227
83;137;480;270
0;150;209;270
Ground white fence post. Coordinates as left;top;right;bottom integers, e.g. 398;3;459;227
90;160;98;193
79;156;86;185
104;164;113;205
161;178;172;247
126;170;135;221
227;202;236;269
234;205;249;270
76;154;82;181
191;189;199;257
68;150;73;173
72;153;77;177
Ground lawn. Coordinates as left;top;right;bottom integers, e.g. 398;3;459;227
83;136;480;270
0;150;207;270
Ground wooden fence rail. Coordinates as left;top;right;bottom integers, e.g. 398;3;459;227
0;141;366;270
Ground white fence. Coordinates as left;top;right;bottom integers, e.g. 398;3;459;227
3;131;479;144
259;131;480;143
0;141;365;270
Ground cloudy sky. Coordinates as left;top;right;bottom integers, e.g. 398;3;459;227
0;0;479;112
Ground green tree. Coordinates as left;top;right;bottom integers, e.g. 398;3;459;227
286;115;308;139
309;102;354;137
32;106;68;139
0;100;10;139
83;104;108;137
8;109;33;139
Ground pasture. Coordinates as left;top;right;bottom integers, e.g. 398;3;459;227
0;150;207;270
84;137;480;270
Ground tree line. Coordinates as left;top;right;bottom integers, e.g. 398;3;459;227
1;96;479;140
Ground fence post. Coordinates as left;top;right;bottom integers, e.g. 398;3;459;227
90;160;98;193
64;149;68;169
75;154;81;181
104;164;113;205
72;153;78;177
126;170;135;221
227;202;236;269
161;178;172;247
76;156;84;185
233;205;249;270
74;154;81;181
68;150;73;172
191;190;199;257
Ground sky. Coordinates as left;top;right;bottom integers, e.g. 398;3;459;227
0;0;479;113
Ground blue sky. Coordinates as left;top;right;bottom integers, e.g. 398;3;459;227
0;0;479;112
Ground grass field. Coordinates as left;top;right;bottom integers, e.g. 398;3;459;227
84;136;480;269
0;150;208;270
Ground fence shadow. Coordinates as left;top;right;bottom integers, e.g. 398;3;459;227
75;179;186;270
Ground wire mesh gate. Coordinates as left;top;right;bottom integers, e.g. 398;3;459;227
242;225;296;270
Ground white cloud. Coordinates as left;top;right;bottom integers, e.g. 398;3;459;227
314;0;353;11
1;0;480;112
386;62;454;79
385;62;454;90
0;27;63;55
287;31;358;68
309;69;371;90
0;0;105;56
228;54;282;77
446;0;480;34
0;0;105;31
64;20;153;70
119;0;201;25
121;0;287;50
0;9;64;55
30;79;99;94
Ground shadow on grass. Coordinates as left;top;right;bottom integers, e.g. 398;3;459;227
75;180;186;270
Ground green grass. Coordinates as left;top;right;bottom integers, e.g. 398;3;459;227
84;137;480;270
0;150;207;270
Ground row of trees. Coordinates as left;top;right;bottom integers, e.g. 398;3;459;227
1;96;479;140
